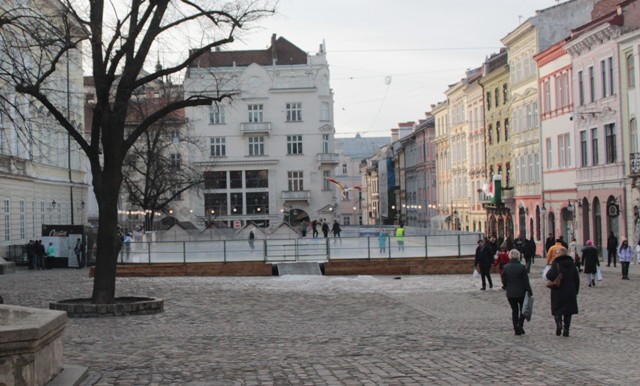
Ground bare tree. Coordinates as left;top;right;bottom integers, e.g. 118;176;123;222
0;0;275;304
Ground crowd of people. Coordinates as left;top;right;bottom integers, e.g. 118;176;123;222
478;230;637;338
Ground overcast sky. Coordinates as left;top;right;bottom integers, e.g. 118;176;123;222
223;0;570;138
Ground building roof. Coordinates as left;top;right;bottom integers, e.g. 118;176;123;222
190;34;308;68
335;134;391;159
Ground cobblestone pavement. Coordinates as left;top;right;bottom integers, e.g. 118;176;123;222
2;262;639;385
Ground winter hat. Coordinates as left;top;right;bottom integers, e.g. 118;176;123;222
586;240;593;245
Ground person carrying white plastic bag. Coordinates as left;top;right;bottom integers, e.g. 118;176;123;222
502;249;533;335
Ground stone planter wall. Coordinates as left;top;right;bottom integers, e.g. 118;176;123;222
0;305;67;386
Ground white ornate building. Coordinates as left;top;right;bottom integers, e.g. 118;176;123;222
183;35;337;230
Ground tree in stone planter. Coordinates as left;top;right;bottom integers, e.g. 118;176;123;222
0;0;275;304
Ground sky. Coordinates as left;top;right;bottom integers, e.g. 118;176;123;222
222;0;571;138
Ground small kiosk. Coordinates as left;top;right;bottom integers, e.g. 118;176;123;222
41;225;95;268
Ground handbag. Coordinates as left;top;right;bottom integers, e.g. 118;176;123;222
596;266;603;281
522;293;534;321
546;263;563;288
472;268;479;280
542;264;551;280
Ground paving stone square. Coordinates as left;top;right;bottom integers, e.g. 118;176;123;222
1;262;638;385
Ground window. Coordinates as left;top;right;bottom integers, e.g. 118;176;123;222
533;103;539;127
627;54;635;88
230;171;242;189
169;130;180;143
605;123;616;163
589;66;595;103
503;83;508;104
210;137;226;157
322;134;330;153
496;121;501;143
546;138;552;169
323;170;331;190
534;153;540;181
506;162;511;187
170;153;181;170
543;79;551;113
528;154;533;182
245;170;268;188
580;130;588;167
230;192;243;215
3;200;9;241
631;119;638;154
486;92;492;111
601;59;607;99
249;136;264;156
321;102;330;121
558;134;571;168
504;119;509;141
591;128;599;165
578;70;584;106
204;193;228;215
608;57;614;96
343;216;351;226
288;171;304;191
342;163;347;174
487;123;492;145
204;171;226;189
286;102;302;122
246;192;269;214
209;105;225;124
526;104;532;129
248;104;263;123
287;135;303;155
494;88;499;108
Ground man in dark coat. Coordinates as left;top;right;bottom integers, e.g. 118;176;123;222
523;237;536;272
582;240;600;287
607;231;618;267
545;233;555;255
474;239;494;290
546;248;580;337
503;249;533;335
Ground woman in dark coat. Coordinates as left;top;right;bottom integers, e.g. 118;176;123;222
546;246;580;337
582;240;600;287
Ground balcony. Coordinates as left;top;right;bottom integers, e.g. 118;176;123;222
317;153;339;165
240;122;271;135
281;190;311;203
631;153;640;175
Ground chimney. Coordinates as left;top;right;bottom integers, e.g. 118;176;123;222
391;128;399;143
271;33;277;63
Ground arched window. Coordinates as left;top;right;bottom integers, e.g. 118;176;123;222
627;54;635;88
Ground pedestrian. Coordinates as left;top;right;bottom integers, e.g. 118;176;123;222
568;237;580;272
474;239;494;290
545;233;555;255
122;232;132;260
46;242;56;269
26;240;35;270
618;238;633;280
311;220;319;238
489;236;498;257
248;230;255;250
558;235;568;248
395;222;405;251
636;239;640;265
300;221;308;238
321;221;329;238
546;246;580;337
546;237;564;265
74;238;83;268
495;245;510;290
523;237;536;272
35;240;45;270
607;231;618;267
582;240;599;287
502;249;533;335
378;229;388;254
331;220;341;243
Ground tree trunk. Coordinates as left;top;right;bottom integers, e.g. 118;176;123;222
90;137;125;304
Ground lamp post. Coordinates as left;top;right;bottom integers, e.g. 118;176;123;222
541;204;547;253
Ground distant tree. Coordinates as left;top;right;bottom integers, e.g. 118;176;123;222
121;81;204;231
0;0;275;304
